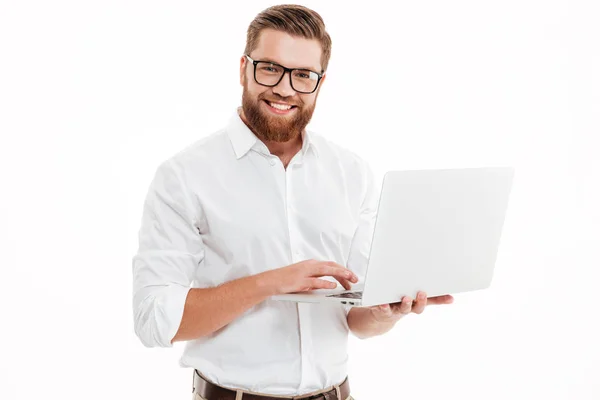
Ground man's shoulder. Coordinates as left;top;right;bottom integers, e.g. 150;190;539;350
310;130;370;171
165;128;230;168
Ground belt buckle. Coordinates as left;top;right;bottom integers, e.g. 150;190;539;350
300;395;324;400
303;392;335;400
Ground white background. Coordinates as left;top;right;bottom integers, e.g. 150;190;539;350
1;0;598;399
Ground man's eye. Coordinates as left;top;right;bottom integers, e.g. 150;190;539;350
293;71;312;79
261;65;280;73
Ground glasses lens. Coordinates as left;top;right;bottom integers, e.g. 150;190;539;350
255;62;284;86
255;62;319;93
291;69;319;93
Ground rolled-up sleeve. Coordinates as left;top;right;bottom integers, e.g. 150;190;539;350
132;159;205;348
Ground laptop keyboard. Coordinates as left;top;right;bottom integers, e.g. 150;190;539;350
326;291;363;299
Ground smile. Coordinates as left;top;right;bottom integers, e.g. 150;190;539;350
263;100;297;114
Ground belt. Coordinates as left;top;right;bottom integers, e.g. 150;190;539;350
193;369;351;400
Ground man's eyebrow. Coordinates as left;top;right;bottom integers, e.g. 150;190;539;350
259;57;321;72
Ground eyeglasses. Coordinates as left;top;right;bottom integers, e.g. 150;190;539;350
244;55;324;94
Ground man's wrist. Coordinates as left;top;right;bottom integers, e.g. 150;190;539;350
251;271;278;297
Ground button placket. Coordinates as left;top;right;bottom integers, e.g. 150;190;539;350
286;163;298;262
285;159;311;388
286;153;305;263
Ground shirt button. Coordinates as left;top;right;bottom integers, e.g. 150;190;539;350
269;159;276;166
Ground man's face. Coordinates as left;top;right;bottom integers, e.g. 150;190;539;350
240;28;326;143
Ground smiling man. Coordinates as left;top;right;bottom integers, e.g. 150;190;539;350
132;4;452;400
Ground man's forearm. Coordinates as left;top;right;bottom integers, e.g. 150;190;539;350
347;307;401;339
171;274;274;343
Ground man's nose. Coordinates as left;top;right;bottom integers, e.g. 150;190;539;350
272;71;296;98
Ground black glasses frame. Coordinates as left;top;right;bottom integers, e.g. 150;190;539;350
244;54;324;94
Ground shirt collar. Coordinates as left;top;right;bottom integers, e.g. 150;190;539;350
227;107;319;160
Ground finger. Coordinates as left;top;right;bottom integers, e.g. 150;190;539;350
309;278;338;290
333;277;353;291
427;295;454;305
314;263;359;283
375;303;393;317
396;296;413;315
322;262;359;283
412;292;427;314
323;261;347;269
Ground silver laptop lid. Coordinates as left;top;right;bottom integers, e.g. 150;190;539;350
361;167;515;307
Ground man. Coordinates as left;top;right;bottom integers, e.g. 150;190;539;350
132;4;453;400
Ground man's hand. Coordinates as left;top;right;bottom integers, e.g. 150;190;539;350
368;291;454;324
260;259;359;295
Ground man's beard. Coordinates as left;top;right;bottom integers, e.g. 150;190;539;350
241;84;316;143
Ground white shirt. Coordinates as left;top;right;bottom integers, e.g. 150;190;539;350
132;108;377;396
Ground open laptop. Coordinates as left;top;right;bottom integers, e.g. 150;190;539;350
271;166;515;307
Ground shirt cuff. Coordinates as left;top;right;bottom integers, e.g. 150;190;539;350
156;284;192;347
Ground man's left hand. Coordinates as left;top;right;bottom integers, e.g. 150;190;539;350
369;291;454;323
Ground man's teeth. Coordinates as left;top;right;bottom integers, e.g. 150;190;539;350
268;101;293;110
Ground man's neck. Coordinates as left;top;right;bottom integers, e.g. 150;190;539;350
239;109;303;168
261;135;302;159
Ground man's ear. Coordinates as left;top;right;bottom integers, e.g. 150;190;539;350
239;56;246;86
315;72;326;95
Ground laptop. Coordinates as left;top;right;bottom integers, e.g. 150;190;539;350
270;166;515;307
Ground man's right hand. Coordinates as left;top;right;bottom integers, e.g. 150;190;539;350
171;260;359;343
260;259;359;295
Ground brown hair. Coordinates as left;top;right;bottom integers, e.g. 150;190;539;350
244;4;332;72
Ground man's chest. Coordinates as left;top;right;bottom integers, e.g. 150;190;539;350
190;158;361;264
